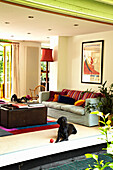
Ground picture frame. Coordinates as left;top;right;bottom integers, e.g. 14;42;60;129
81;40;104;84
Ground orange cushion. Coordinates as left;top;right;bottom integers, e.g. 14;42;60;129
53;94;69;102
53;94;59;102
74;100;85;106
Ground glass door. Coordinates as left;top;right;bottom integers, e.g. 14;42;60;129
0;43;12;99
0;44;4;98
4;44;12;99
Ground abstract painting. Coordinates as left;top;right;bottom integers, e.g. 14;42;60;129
81;40;104;84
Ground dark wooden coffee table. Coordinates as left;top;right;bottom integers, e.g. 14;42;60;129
0;104;47;128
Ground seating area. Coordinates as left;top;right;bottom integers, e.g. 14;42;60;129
39;89;100;126
1;0;113;169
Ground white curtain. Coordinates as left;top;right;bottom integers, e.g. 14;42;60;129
12;44;20;97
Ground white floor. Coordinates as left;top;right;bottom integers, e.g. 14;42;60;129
0;121;106;168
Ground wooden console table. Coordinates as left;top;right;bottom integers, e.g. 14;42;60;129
0;104;47;128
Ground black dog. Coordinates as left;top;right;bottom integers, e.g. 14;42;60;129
55;116;77;143
11;94;28;103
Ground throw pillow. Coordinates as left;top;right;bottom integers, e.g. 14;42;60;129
47;91;67;101
74;100;85;106
53;94;69;102
53;94;59;102
81;92;96;100
58;95;75;105
62;89;70;94
67;90;83;101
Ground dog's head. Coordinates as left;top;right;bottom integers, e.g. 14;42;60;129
57;116;67;126
11;94;17;101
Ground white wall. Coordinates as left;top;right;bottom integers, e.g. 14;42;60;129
26;47;39;95
57;37;68;90
49;36;59;91
50;36;69;91
18;30;113;96
19;41;41;97
57;30;113;92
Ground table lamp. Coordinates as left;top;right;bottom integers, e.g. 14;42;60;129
40;48;53;91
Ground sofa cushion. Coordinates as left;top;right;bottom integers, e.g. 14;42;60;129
61;105;85;115
47;91;67;101
67;90;83;101
53;94;69;102
42;101;70;110
42;101;85;115
74;100;85;106
62;89;70;94
58;95;75;105
53;94;59;102
42;101;61;109
81;92;95;100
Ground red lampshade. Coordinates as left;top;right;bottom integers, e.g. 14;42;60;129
41;48;53;62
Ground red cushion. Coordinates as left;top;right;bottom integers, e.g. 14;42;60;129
62;89;70;94
67;90;83;101
82;92;96;100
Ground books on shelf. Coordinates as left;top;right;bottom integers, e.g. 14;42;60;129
12;103;28;108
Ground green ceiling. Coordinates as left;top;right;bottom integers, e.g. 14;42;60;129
95;0;113;5
1;0;113;24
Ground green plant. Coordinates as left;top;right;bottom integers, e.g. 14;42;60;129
41;62;47;81
85;112;113;170
81;88;95;99
85;81;113;116
0;44;3;83
41;62;46;71
85;101;97;114
97;81;113;115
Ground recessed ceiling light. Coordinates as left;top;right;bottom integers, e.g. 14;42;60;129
27;32;31;34
28;16;34;19
48;28;52;31
74;24;79;26
5;22;10;24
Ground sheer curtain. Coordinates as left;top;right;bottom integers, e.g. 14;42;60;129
12;44;20;97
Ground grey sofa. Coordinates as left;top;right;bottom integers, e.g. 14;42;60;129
39;91;99;127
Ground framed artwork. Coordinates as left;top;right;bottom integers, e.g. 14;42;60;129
81;40;104;84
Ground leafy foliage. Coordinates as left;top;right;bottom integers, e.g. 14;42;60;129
41;62;46;71
85;112;113;170
0;44;3;83
81;88;95;98
98;81;113;115
85;81;113;115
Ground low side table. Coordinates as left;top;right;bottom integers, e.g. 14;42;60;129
0;104;47;128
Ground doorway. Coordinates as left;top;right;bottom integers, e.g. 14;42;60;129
0;43;12;99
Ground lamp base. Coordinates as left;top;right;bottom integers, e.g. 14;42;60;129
46;61;49;91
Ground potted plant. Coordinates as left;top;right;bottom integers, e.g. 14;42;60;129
97;81;113;125
85;81;113;126
97;81;113;115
